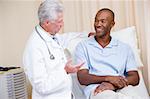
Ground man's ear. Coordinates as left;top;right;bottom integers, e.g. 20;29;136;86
111;21;115;27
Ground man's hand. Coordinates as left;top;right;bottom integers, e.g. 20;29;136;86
94;82;115;96
64;59;84;74
105;76;128;89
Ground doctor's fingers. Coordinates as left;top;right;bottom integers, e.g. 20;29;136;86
73;62;85;68
66;59;73;66
70;66;82;73
65;66;78;73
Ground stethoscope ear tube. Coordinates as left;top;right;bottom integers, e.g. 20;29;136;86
35;26;55;60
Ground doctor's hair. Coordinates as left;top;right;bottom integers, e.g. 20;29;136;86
38;0;63;24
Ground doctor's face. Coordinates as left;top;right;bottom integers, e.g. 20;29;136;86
47;13;64;35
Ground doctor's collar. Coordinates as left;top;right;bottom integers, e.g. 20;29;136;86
36;25;56;42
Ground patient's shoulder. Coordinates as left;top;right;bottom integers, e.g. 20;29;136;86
116;38;132;50
77;37;93;45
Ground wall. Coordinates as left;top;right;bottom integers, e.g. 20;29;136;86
0;0;40;67
0;1;41;98
144;1;150;92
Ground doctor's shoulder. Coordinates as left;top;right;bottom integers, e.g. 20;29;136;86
25;32;45;51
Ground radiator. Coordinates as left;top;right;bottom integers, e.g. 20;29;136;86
0;67;28;99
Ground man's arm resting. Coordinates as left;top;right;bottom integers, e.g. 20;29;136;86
126;71;140;86
78;69;128;89
77;69;107;86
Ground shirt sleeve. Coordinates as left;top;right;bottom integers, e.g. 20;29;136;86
23;46;68;95
74;42;89;70
125;46;138;72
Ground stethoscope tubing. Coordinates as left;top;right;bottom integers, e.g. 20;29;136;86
35;26;55;60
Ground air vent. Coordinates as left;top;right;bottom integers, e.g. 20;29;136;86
0;67;28;99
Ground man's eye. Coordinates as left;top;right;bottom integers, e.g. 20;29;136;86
101;20;106;23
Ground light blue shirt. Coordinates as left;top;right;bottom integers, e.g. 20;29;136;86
75;36;138;99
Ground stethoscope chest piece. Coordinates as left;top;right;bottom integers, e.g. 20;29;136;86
50;54;55;60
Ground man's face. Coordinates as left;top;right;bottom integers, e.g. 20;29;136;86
47;13;64;35
94;11;114;38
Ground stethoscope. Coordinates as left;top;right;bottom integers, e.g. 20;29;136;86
35;26;55;60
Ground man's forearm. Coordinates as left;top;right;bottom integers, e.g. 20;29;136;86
77;69;107;86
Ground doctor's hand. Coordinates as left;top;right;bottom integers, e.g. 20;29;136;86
64;59;84;74
88;32;95;37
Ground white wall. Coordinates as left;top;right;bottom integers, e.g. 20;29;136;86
0;1;41;98
0;1;40;67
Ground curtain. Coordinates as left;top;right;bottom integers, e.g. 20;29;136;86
61;0;150;94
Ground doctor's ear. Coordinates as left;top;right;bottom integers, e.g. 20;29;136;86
44;20;50;25
42;19;51;26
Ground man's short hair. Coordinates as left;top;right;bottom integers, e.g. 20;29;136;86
97;8;115;21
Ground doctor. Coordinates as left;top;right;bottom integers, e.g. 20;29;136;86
23;0;84;99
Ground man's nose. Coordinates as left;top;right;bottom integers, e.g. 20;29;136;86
95;21;102;27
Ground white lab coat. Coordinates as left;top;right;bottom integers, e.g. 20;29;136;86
23;25;78;99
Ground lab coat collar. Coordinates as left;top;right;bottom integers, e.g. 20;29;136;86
36;25;55;42
36;25;61;48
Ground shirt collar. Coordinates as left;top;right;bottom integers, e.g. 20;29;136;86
36;25;55;42
106;37;118;48
88;36;118;48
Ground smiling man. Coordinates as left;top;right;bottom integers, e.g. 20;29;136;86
75;8;140;99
